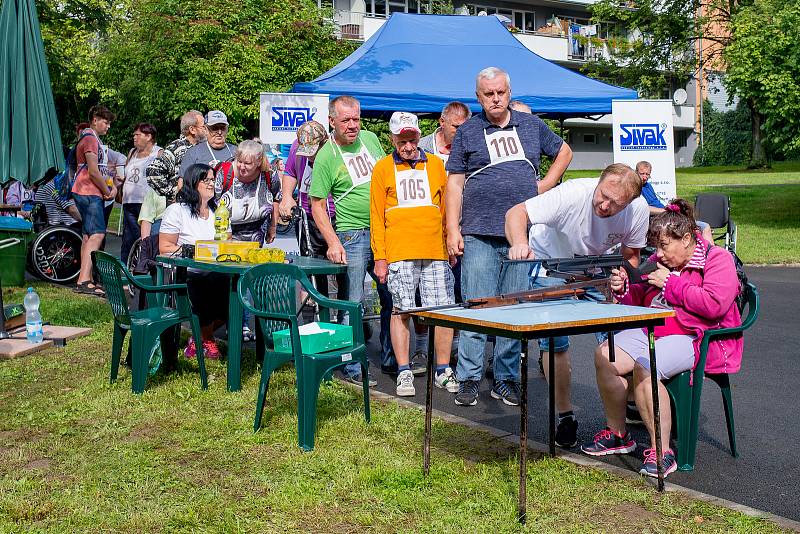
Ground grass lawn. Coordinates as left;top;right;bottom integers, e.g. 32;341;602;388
0;284;790;532
564;162;800;264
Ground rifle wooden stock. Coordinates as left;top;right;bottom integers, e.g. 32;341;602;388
402;279;612;315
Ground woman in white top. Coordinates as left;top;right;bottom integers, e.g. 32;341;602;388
159;163;226;360
120;123;161;263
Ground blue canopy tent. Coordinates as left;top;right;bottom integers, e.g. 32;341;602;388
291;13;637;117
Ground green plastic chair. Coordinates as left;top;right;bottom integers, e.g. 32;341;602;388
665;282;760;471
92;250;208;394
238;262;369;451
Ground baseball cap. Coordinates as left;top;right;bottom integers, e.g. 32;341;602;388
296;120;328;157
389;112;421;135
206;110;229;126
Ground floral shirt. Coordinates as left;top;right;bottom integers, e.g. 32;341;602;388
146;135;194;205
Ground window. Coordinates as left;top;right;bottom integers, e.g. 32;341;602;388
583;133;598;144
676;129;690;148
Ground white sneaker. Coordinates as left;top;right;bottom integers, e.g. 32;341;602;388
396;369;415;397
434;367;459;393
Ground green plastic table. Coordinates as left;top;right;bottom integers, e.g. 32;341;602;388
156;255;346;392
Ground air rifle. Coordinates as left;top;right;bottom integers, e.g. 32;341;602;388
503;253;658;285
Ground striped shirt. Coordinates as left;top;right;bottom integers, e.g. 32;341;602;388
35;180;78;226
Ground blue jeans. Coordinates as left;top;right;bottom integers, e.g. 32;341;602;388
456;235;529;383
528;262;609;352
337;228;395;375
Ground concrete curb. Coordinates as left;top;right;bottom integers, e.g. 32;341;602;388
343;381;800;532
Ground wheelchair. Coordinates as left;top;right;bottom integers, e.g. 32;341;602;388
694;193;737;254
26;203;83;284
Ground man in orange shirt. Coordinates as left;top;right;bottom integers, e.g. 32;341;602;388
371;112;457;397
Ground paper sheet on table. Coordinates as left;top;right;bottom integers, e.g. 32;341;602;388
298;322;335;335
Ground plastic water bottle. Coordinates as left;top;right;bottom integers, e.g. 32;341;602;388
24;287;43;344
214;198;230;241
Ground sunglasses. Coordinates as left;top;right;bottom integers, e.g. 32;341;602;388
216;253;241;263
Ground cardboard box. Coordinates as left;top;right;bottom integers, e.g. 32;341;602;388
195;240;260;261
272;322;353;354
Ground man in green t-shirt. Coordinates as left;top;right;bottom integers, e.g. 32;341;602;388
310;95;395;385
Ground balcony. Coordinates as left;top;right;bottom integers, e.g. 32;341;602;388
332;12;613;65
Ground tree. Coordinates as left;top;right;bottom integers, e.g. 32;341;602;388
34;0;129;144
92;0;355;147
583;0;778;166
724;0;800;161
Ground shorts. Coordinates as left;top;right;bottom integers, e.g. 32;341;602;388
612;328;695;380
72;193;107;236
388;259;454;312
528;262;608;353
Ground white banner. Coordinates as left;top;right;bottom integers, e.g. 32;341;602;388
259;92;329;145
612;100;676;204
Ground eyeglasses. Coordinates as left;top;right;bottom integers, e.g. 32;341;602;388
216;253;241;263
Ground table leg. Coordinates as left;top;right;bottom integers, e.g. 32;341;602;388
608;331;615;363
227;274;243;392
423;324;435;475
519;338;529;524
648;326;664;491
548;338;556;456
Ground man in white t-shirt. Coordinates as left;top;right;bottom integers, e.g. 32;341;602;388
505;163;648;449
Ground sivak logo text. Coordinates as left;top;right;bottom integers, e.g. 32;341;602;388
272;107;316;132
618;123;668;151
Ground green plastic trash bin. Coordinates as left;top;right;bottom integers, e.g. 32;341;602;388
0;216;33;287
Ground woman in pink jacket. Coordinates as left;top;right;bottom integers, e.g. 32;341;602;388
580;198;743;478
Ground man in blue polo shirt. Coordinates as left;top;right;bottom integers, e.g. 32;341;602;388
636;161;666;215
445;66;573;407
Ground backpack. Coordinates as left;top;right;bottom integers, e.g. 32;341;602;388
706;244;748;312
214;161;235;194
54;130;101;201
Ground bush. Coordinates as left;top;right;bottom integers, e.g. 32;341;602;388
693;100;752;166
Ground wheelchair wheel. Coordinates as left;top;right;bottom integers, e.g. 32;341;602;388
127;237;143;273
27;225;83;284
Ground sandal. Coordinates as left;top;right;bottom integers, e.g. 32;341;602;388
74;281;105;297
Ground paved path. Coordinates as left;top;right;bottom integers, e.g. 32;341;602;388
367;267;799;521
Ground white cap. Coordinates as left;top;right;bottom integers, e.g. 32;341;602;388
389;112;421;135
206;110;229;126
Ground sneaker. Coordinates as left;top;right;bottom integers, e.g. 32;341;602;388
490;380;521;406
202;340;222;360
455;379;479;406
625;403;644;425
409;351;428;376
639;448;678;478
396;370;415;396
580;427;636;456
342;369;378;388
556;416;579;448
242;326;256;342
183;337;196;359
434;367;459;393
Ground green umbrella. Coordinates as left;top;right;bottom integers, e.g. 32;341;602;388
0;0;64;187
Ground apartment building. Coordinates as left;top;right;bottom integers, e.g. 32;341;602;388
323;0;698;169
